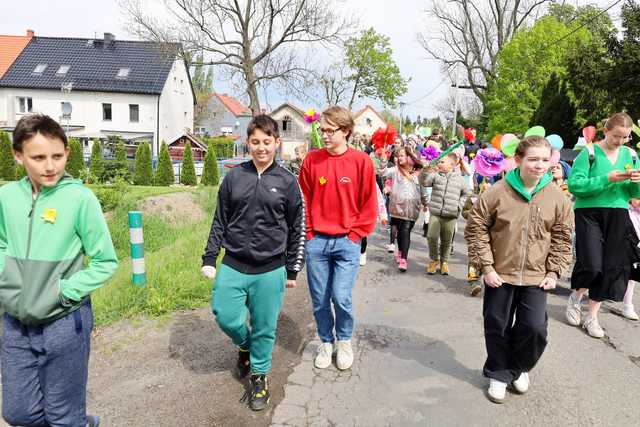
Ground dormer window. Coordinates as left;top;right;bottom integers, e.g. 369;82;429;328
33;64;47;74
56;65;70;75
116;68;130;78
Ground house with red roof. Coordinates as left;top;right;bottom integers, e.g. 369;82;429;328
0;30;33;79
195;93;252;148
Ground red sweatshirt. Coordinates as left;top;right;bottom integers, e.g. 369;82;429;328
299;147;378;242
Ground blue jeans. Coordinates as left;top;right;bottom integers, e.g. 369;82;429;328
305;235;361;343
1;301;93;427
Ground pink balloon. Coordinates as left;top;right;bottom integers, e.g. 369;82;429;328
582;126;596;143
500;133;518;149
503;157;517;172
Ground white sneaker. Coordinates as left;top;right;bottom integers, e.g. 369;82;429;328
384;243;395;253
359;253;367;266
582;315;605;338
565;292;583;326
314;342;333;369
487;379;507;404
335;340;354;370
623;304;639;321
512;372;530;394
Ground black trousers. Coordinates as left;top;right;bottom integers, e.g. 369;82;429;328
571;208;637;302
360;237;367;254
483;284;548;383
390;217;416;259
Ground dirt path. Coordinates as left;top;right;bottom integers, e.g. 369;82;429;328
0;276;314;427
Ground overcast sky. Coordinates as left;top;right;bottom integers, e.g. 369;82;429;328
1;0;623;121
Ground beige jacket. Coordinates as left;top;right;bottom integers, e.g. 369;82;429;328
464;180;574;286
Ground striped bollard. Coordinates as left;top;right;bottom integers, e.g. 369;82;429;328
128;211;147;286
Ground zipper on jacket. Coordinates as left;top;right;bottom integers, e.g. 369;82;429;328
25;194;39;260
439;175;451;216
518;202;532;285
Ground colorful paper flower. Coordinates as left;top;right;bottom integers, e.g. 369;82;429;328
420;145;441;162
303;108;320;123
472;148;505;177
371;124;398;150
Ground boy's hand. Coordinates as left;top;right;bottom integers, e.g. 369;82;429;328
539;277;556;290
201;265;217;280
483;271;504;288
286;280;297;289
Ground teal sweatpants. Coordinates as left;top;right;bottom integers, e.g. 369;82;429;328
211;264;286;375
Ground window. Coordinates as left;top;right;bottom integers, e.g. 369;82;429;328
366;118;372;126
102;103;112;121
61;102;72;119
33;64;47;74
282;115;292;132
56;65;70;75
116;68;130;78
129;104;139;122
195;126;206;135
17;97;33;113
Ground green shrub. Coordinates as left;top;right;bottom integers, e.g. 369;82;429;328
201;142;220;186
133;142;153;185
180;142;197;185
204;136;235;159
155;142;174;186
88;139;104;184
114;140;130;181
66;137;85;179
15;164;27;180
94;187;123;211
0;131;15;181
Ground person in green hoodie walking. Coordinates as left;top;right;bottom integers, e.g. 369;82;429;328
0;115;117;427
465;136;573;404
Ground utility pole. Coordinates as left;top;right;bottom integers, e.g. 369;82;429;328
451;66;460;140
399;101;406;136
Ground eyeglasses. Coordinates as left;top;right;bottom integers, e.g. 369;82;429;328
320;127;341;137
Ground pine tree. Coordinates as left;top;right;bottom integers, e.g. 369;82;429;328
114;140;129;180
180;142;197;185
155;142;175;186
88;139;104;183
0;131;16;181
66;137;85;179
201;142;220;186
531;73;578;148
15;164;27;180
133;142;153;186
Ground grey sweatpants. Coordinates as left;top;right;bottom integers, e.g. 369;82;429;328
2;301;93;427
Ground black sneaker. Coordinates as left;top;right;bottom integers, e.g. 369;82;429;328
243;374;270;411
236;348;251;378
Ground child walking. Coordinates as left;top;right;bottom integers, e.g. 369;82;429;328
465;136;573;403
378;146;424;271
201;115;306;411
420;153;471;275
1;114;118;426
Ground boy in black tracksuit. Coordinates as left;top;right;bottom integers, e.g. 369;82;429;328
201;115;305;411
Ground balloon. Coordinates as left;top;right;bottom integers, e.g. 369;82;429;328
419;126;432;137
464;128;476;143
503;157;517;172
546;134;564;150
524;126;545;138
501;133;518;149
582;126;597;143
491;134;503;150
502;138;519;157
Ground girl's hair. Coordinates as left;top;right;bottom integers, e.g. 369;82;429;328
515;136;551;158
604;112;633;130
322;106;354;139
294;144;307;156
396;145;424;171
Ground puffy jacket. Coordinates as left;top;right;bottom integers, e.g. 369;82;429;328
419;170;471;218
464;169;574;286
0;175;118;325
202;161;305;280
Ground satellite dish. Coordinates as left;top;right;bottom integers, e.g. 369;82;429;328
61;102;72;115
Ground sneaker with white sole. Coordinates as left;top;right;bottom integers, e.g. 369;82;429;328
565;292;583;326
359;253;367;266
487;379;507;404
314;342;334;369
583;315;605;338
335;340;354;370
623;304;639;321
512;372;529;394
385;243;395;253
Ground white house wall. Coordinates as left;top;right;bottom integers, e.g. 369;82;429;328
158;59;194;157
354;109;386;137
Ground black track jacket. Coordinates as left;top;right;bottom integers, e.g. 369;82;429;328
202;160;305;280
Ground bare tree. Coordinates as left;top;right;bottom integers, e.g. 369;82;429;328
418;0;550;109
316;62;352;106
121;0;355;114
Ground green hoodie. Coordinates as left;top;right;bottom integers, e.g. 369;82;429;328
0;175;118;325
505;168;553;201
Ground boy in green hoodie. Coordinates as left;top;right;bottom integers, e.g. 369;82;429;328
0;114;117;427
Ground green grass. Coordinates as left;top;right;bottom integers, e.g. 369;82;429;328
91;185;220;326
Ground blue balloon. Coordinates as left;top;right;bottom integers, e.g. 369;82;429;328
546;134;564;150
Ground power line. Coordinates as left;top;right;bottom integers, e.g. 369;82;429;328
403;78;448;106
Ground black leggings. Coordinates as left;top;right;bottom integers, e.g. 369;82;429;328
360;237;367;254
390;217;416;259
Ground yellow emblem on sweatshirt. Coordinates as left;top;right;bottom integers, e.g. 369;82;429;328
319;176;327;186
42;208;57;224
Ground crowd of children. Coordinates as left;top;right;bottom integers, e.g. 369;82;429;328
2;109;639;425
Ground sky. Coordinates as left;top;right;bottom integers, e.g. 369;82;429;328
1;0;624;122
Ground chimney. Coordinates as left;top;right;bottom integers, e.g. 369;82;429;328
26;29;34;38
104;32;115;44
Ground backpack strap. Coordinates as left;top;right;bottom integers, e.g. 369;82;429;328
626;146;638;168
586;143;595;167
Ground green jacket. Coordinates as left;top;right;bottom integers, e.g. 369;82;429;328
0;175;118;325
